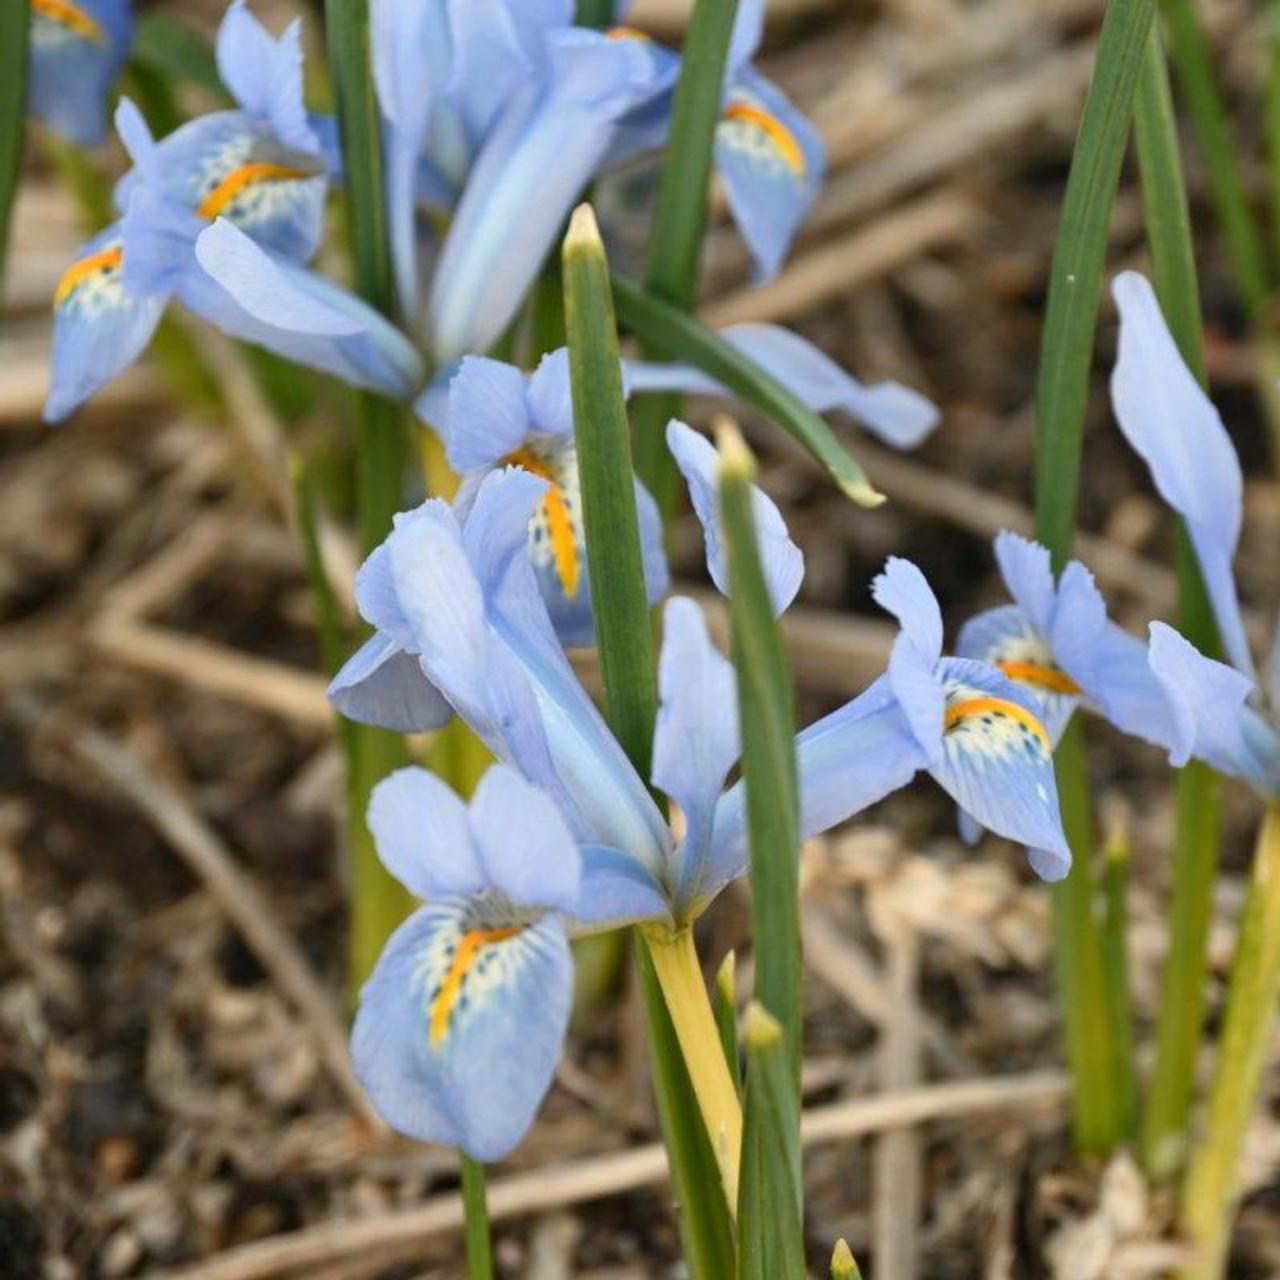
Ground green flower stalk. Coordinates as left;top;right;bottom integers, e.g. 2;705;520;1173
1179;805;1280;1279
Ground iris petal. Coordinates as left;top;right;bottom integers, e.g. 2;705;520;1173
44;224;167;423
353;902;571;1161
28;0;131;147
714;69;824;280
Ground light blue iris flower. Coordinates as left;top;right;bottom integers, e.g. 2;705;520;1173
952;529;1183;862
369;0;575;327
957;531;1182;751
424;30;661;362
428;349;670;646
611;0;826;280
415;328;936;644
113;0;329;264
342;474;1068;1155
44;100;423;422
28;0;132;147
353;763;580;1160
712;556;1074;883
329;426;799;726
1109;272;1280;797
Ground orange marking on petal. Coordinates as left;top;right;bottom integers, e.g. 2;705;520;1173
54;245;122;308
32;0;105;42
997;660;1082;697
197;162;312;220
430;926;522;1047
507;448;581;600
944;696;1052;753
723;102;806;176
607;25;651;40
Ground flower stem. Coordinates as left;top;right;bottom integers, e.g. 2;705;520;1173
1051;723;1126;1155
1102;819;1138;1143
324;0;414;991
1179;803;1280;1278
460;1155;495;1280
644;927;744;1209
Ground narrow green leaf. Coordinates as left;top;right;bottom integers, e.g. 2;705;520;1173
1158;0;1271;313
633;0;740;517
1050;724;1124;1155
1034;0;1156;1159
644;0;739;308
715;950;742;1095
613;274;884;508
131;14;229;102
325;0;396;321
564;205;659;771
830;1239;863;1280
1133;24;1206;381
460;1155;495;1280
1102;817;1139;1143
565;202;736;1275
1034;0;1157;562
737;1003;805;1280
1132;22;1227;1183
718;424;803;1094
638;944;738;1280
0;0;31;306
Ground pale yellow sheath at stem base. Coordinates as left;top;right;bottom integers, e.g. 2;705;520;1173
644;925;744;1211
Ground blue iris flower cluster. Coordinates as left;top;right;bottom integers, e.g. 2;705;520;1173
43;0;1260;1171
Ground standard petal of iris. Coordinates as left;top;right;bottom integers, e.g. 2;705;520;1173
927;657;1070;876
1110;272;1253;679
445;357;533;472
44;225;167;423
368;767;482;900
955;604;1079;745
215;0;317;153
652;597;741;884
714;69;824;280
468;765;582;912
328;631;455;733
992;531;1056;635
352;903;572;1161
666;419;804;615
871;557;944;665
